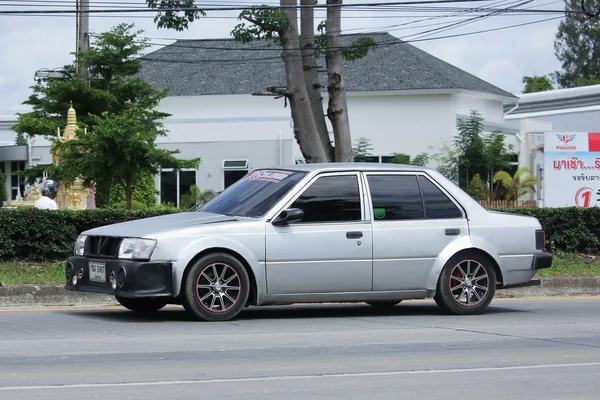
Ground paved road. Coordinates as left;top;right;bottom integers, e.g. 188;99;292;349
0;298;599;399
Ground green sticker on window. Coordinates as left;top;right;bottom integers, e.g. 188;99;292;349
373;208;386;219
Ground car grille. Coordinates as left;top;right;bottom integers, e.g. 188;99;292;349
84;236;122;258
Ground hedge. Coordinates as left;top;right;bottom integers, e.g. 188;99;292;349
0;208;177;261
1;206;600;261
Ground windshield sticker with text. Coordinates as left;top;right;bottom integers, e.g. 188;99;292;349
247;170;293;183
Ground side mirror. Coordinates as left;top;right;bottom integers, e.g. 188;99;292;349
272;208;304;226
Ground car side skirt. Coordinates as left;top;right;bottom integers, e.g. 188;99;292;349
258;289;434;305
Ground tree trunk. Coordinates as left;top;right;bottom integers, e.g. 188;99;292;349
300;0;334;161
278;0;327;163
325;0;353;162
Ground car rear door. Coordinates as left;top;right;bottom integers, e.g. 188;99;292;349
363;172;468;291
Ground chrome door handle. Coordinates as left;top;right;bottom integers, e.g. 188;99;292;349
445;228;461;236
346;231;363;239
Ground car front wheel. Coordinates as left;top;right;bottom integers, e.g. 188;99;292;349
115;296;168;312
434;251;496;315
180;253;250;321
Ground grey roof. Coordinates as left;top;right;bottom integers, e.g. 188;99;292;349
138;32;516;99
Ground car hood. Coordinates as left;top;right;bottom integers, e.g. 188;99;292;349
83;212;239;237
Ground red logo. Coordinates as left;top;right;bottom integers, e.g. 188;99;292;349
558;134;576;144
575;187;593;208
556;133;577;150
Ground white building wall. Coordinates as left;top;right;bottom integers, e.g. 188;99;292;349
454;92;506;123
344;93;456;159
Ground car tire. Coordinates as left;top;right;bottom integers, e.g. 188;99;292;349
180;253;250;322
366;301;401;308
115;296;168;312
434;251;496;315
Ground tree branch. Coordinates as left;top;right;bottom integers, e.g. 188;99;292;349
243;15;270;31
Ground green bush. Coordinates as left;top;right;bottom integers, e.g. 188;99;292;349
3;206;600;261
0;170;7;204
494;207;600;254
0;208;178;261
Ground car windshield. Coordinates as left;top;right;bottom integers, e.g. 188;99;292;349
200;169;307;218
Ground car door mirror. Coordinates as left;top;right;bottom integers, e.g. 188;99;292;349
272;208;304;226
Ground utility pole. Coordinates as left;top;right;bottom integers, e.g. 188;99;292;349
75;0;90;83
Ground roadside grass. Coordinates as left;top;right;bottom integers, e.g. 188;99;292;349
536;252;600;277
0;260;65;284
0;252;599;284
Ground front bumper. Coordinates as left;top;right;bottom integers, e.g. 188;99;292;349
65;256;173;299
532;252;553;270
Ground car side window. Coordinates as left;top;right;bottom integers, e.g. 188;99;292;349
290;175;361;223
418;176;463;219
367;175;424;220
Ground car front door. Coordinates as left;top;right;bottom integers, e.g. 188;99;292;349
265;172;373;294
364;172;468;291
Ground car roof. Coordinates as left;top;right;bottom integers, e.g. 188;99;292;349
267;162;431;173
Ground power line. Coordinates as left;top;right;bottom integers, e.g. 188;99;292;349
136;14;563;67
0;1;581;15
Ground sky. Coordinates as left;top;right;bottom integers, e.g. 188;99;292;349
0;0;566;113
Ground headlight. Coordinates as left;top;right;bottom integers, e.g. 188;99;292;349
74;234;87;256
118;238;157;261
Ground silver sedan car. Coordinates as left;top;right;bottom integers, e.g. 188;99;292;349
65;163;552;321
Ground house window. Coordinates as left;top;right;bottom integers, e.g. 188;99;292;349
159;168;197;209
10;161;25;200
223;159;249;189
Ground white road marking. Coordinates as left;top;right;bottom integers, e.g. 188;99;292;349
1;362;600;391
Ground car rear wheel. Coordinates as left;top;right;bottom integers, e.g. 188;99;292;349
180;253;250;322
434;251;496;315
366;301;401;308
115;296;168;312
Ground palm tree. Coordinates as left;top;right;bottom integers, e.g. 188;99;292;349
492;167;537;200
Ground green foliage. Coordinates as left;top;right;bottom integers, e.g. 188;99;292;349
352;137;374;162
388;153;410;164
387;152;430;166
434;111;516;197
432;141;461;183
455;110;487;188
411;153;430;167
51;107;199;209
179;185;217;210
13;23;170;139
0;169;7;203
522;75;554;93
316;20;376;60
5;206;600;261
12;23;199;210
15;133;28;146
77;24;151;91
231;7;289;43
0;208;179;260
493;167;537;200
343;37;378;61
576;75;600;87
468;174;488;201
104;172;158;209
553;0;600;88
146;0;206;31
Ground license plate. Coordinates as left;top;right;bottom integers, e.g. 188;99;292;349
89;262;106;283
